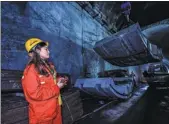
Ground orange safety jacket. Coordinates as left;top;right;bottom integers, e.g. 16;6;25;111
22;64;62;124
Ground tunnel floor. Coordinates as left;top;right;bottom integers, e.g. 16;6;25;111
143;88;169;124
74;85;169;124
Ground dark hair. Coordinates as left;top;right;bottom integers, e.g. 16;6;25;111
28;42;52;76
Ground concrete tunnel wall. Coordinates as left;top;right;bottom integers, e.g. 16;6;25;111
1;1;142;85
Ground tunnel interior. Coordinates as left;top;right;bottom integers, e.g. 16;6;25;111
1;1;169;124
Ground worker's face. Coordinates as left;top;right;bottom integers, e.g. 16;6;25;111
38;46;50;59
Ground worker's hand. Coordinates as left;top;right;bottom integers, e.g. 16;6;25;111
57;78;65;89
63;76;68;84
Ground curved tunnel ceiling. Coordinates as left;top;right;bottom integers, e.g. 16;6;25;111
142;24;169;48
142;22;169;59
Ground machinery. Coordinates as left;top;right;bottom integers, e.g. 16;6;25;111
143;63;169;90
74;69;134;100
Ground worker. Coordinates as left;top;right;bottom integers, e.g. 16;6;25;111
22;38;68;124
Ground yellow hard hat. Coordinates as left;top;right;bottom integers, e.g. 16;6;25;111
25;38;49;52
